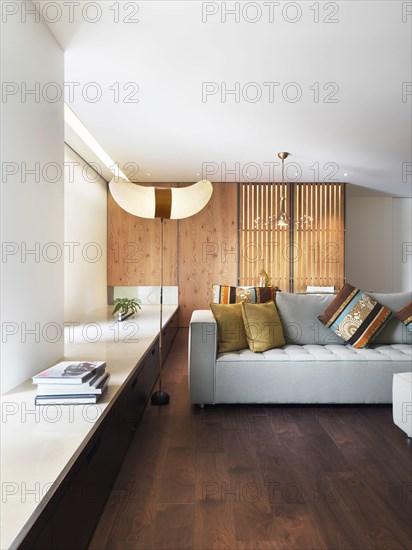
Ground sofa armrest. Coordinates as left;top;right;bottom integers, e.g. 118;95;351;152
188;310;217;405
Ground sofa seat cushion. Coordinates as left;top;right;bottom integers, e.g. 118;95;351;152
214;344;411;404
216;343;412;363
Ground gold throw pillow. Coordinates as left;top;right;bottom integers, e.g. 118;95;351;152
209;302;249;353
241;301;285;352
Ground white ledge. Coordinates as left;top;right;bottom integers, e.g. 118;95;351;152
0;305;178;550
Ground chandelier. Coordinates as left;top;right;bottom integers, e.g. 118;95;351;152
255;152;313;230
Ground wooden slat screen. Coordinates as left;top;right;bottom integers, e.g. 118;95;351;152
293;183;345;293
239;183;290;290
239;182;345;292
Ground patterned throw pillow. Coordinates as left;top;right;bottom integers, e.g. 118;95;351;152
318;283;391;348
394;301;412;332
211;284;278;304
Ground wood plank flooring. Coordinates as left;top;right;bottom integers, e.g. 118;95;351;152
89;329;412;550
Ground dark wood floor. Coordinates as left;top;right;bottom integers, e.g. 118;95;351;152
89;329;412;550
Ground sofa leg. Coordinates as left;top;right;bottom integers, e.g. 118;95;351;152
200;403;205;409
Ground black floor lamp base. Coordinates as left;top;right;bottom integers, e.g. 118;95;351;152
151;390;170;406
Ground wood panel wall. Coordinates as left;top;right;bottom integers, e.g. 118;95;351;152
107;182;345;325
107;192;177;286
178;183;238;326
107;183;238;325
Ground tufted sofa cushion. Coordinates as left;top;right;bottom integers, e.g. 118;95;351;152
217;343;411;363
189;308;412;405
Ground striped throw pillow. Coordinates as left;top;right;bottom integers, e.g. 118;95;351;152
394;301;412;332
318;283;391;348
211;284;278;305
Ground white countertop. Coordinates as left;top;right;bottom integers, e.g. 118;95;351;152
0;305;178;550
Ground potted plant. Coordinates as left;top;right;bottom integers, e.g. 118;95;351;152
112;297;142;322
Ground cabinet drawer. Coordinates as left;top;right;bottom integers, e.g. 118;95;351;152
29;414;120;550
162;311;179;358
118;345;158;428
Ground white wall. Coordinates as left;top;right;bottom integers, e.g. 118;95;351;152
64;146;108;319
346;197;412;292
392;198;412;292
1;2;64;393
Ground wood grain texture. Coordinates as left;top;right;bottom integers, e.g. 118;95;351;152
108;183;237;325
90;331;412;550
108;183;345;322
240;183;290;291
107;190;177;286
293;183;345;293
178;183;238;326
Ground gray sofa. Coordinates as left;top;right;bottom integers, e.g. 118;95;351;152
188;292;412;406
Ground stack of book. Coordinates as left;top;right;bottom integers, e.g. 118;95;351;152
32;361;110;405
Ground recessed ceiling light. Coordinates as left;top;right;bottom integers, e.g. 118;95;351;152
196;173;200;176
344;172;348;177
147;173;151;176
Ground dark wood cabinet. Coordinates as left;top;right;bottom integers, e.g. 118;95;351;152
16;311;179;550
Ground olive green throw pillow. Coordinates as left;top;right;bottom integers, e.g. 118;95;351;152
241;301;286;352
209;302;249;353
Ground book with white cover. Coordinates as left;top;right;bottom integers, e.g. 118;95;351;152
35;395;99;405
36;372;110;396
35;376;110;405
85;369;107;386
32;361;106;385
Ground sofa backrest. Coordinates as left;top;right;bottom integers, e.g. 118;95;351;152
275;291;412;345
275;293;342;345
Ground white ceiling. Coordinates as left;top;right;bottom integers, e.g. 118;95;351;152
45;1;411;196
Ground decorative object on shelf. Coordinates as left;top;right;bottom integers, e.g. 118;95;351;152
112;297;142;322
255;152;313;230
257;265;270;287
109;177;213;405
